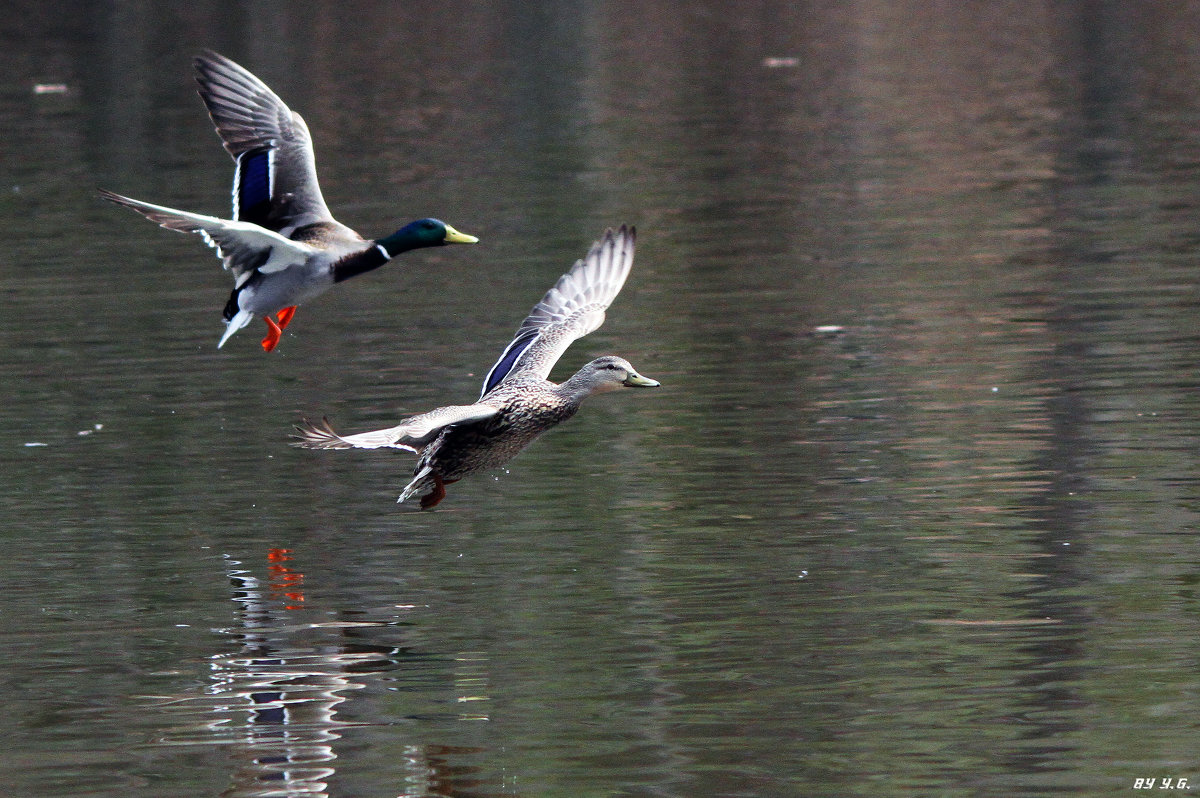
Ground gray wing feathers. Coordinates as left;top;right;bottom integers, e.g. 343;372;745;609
98;189;313;281
193;50;336;228
293;406;501;451
292;418;420;452
493;225;636;387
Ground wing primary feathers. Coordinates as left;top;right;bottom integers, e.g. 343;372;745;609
481;225;637;391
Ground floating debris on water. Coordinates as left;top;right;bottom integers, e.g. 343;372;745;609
763;56;800;68
811;325;845;337
33;83;69;95
24;442;49;447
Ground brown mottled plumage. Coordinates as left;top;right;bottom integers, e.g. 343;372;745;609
294;226;658;508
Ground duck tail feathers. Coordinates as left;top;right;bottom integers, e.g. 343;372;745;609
398;466;434;504
219;309;253;348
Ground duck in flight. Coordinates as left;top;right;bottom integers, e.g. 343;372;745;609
294;225;658;508
100;50;477;352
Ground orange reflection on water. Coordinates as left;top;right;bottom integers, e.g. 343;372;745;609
267;547;305;610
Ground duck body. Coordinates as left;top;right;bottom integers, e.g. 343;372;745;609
220;219;363;325
406;377;584;497
219;245;341;329
217;217;461;345
295;226;658;508
99;50;476;351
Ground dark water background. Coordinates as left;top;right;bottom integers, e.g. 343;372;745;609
2;2;1199;796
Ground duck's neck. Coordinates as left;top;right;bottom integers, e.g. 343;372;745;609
557;373;604;407
331;243;393;283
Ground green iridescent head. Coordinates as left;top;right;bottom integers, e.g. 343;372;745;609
378;218;478;256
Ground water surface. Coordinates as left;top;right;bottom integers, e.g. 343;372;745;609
2;2;1200;796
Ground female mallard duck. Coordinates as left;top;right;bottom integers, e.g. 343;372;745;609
99;50;477;352
294;225;658;508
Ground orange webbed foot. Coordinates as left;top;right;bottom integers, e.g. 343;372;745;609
419;475;448;509
276;306;297;329
261;316;283;352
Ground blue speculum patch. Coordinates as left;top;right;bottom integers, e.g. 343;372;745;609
482;328;538;396
236;148;272;226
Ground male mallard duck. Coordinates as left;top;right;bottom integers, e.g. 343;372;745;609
99;50;477;352
294;225;658;508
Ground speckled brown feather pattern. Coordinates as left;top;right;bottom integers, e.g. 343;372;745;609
294;227;656;507
412;378;582;485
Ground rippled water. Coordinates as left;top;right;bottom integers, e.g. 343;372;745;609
3;2;1200;796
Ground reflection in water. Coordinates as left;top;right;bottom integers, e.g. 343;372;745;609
265;548;306;611
153;549;488;798
6;2;1200;795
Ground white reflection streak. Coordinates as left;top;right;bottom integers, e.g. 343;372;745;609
203;650;366;797
397;743;438;797
156;560;382;797
155;556;483;796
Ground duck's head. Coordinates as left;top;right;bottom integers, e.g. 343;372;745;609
378;218;478;256
571;356;661;395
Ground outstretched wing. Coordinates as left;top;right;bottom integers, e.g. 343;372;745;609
293;405;501;451
99;189;315;286
194;50;350;237
480;225;636;398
